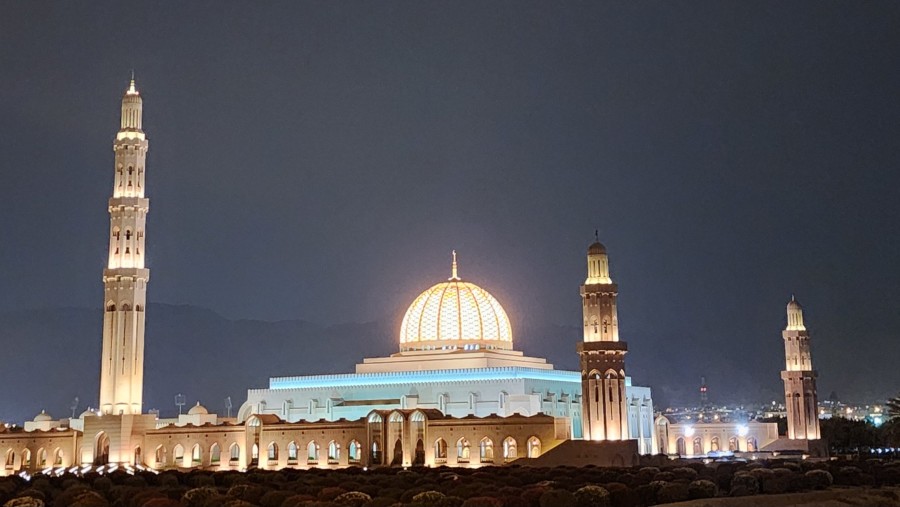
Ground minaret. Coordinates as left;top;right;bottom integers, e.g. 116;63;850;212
780;295;821;439
98;77;150;415
577;234;629;441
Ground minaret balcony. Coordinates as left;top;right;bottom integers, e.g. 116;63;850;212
109;197;149;211
580;283;618;296
103;267;150;281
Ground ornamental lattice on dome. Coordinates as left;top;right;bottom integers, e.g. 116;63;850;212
399;251;513;352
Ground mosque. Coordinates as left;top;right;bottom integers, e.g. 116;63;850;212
0;79;823;475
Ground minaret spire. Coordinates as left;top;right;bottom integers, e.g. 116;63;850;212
450;250;460;280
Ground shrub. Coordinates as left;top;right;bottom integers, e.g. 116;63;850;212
280;494;317;507
671;467;699;481
139;499;180;507
601;482;635;507
412;491;446;505
437;496;464;507
181;487;219;507
92;477;113;493
319;487;347;501
258;490;292;507
655;483;689;504
687;480;717;499
805;470;833;490
461;497;503;507
573;485;609;507
333;491;372;507
729;473;758;497
538;489;575;507
3;498;45;507
226;484;265;504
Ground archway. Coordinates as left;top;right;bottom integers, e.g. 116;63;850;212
502;437;517;461
675;437;686;456
95;432;110;465
250;443;259;466
413;439;425;466
457;437;471;463
527;437;539;458
434;438;448;464
134;446;142;466
391;439;403;466
692;437;702;456
747;437;757;452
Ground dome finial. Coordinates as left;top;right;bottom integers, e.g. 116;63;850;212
450;250;459;280
127;71;138;95
595;229;599;242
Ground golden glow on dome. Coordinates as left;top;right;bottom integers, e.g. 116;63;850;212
400;253;513;352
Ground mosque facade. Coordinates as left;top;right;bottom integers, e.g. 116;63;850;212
0;79;824;475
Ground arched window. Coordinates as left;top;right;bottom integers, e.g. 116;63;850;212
434;438;448;462
5;450;14;468
527;436;541;458
229;443;240;462
676;437;686;455
287;442;298;463
502;437;517;461
121;303;132;312
479;437;494;462
37;448;46;467
191;444;201;466
251;444;259;462
456;437;470;462
20;450;30;470
53;448;63;466
710;437;720;452
728;436;739;452
747;437;758;452
267;442;278;461
106;302;116;312
692;437;703;456
348;440;361;463
155;445;167;466
328;441;340;463
210;443;221;464
307;441;319;463
173;444;184;466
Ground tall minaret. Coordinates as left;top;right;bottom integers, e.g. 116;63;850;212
577;234;629;441
780;295;820;439
98;77;149;416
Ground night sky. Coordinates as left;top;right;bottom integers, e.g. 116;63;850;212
2;2;899;416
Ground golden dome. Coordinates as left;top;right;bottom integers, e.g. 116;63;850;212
399;252;512;352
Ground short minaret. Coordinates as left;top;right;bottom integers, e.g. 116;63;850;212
98;77;150;416
780;295;821;440
577;235;629;441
